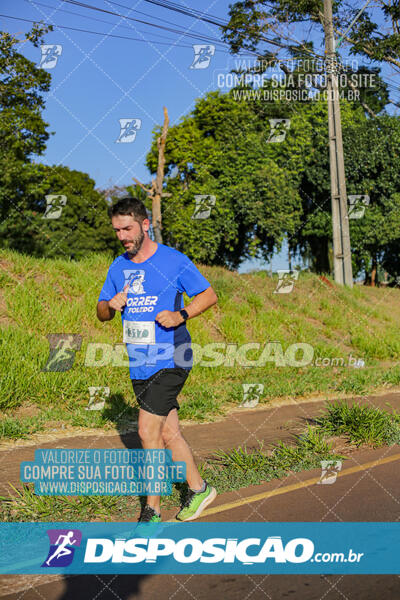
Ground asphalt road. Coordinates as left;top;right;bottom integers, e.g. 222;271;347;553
1;444;400;600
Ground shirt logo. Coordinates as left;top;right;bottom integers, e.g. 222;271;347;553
123;270;146;294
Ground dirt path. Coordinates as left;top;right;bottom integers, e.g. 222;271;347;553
0;391;399;598
1;444;400;598
1;391;399;496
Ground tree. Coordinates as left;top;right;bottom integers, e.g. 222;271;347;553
221;2;400;281
2;163;121;259
0;27;120;259
343;116;400;284
274;105;400;282
143;80;400;280
133;107;170;244
0;26;52;233
223;1;400;81
145;90;302;268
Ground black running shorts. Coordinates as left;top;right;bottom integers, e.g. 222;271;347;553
131;367;190;416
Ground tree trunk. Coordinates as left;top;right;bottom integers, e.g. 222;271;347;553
308;237;331;274
132;107;169;244
370;255;377;287
152;106;169;244
152;191;162;243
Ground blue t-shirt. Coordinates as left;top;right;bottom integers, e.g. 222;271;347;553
98;243;211;380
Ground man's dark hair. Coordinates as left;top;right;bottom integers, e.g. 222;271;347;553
108;196;148;223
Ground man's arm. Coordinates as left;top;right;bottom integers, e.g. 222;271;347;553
181;286;218;320
97;283;131;322
97;300;116;322
155;286;218;328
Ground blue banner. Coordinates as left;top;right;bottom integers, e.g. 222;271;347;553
20;449;186;496
0;522;398;574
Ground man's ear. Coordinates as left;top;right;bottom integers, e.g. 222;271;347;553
142;218;151;233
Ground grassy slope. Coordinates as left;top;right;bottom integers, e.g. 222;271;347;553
1;249;400;438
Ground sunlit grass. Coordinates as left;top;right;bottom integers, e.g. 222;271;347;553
1;249;400;437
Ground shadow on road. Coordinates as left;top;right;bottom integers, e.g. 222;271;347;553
56;574;150;600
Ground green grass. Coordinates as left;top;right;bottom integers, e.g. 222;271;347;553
1;248;400;436
0;483;131;521
0;423;343;522
203;427;343;492
0;399;139;440
0;416;45;439
315;401;400;446
2;400;400;521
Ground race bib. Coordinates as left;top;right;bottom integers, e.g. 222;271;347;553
123;320;155;345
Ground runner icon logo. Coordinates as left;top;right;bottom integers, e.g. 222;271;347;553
267;119;291;143
348;195;370;219
190;45;215;69
85;386;110;411
116;119;142;143
274;270;299;294
38;45;62;69
240;383;264;408
42;529;82;567
318;460;342;485
42;194;67;219
192;195;216;220
42;334;82;372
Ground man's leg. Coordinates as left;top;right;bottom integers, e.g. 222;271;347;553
161;408;203;490
162;408;217;521
137;408;166;514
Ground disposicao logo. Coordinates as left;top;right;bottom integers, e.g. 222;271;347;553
83;536;314;565
42;529;82;567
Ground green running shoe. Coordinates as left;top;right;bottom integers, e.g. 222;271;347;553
135;505;162;537
175;481;217;522
138;505;162;523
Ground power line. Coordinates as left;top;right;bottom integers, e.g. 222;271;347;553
0;13;226;49
140;0;323;55
28;0;195;45
336;0;373;49
107;0;215;31
140;0;227;27
0;12;309;64
10;1;398;105
28;0;321;61
62;0;233;50
26;0;303;61
99;0;300;53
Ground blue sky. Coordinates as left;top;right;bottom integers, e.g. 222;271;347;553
2;1;398;272
4;0;256;189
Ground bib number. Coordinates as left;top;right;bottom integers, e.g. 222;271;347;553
123;320;155;345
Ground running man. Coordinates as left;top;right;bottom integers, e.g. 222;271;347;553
45;531;77;566
44;335;76;372
97;197;218;523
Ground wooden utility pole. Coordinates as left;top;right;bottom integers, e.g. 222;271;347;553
323;0;353;287
133;106;170;243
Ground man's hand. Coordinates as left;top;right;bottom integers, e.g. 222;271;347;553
155;287;218;328
155;310;184;328
108;283;129;313
97;284;129;321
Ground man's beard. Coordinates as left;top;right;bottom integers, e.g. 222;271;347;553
125;225;145;258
